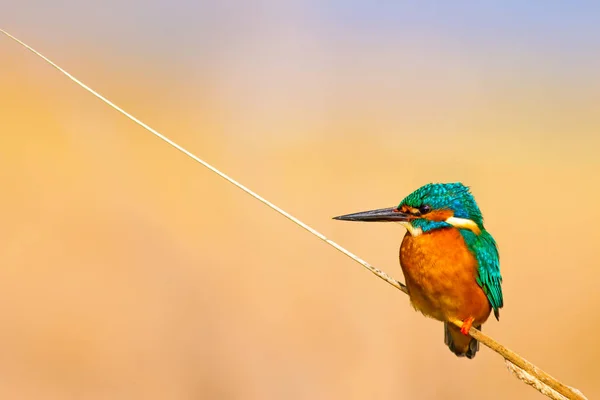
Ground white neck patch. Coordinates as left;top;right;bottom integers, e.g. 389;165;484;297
445;217;481;235
398;221;423;237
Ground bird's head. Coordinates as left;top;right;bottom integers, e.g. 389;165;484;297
333;182;484;236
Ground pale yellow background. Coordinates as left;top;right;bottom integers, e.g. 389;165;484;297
1;3;600;399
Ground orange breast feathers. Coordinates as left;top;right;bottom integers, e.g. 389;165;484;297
399;227;491;325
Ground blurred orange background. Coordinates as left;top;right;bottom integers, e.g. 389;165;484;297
1;3;600;399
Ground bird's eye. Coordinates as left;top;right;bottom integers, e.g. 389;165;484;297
419;204;432;214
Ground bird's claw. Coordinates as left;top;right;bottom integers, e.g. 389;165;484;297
460;317;475;335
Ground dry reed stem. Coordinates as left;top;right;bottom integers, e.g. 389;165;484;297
505;360;584;400
0;28;587;400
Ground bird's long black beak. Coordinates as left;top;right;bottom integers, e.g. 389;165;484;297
332;207;411;222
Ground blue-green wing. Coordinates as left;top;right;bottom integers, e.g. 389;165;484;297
460;230;504;320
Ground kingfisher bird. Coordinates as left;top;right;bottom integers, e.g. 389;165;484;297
333;182;503;359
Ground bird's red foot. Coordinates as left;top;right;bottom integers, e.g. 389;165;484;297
460;317;475;335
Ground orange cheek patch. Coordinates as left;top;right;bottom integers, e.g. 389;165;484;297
400;205;420;214
423;209;454;221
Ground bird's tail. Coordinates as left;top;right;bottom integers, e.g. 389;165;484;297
444;321;480;359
